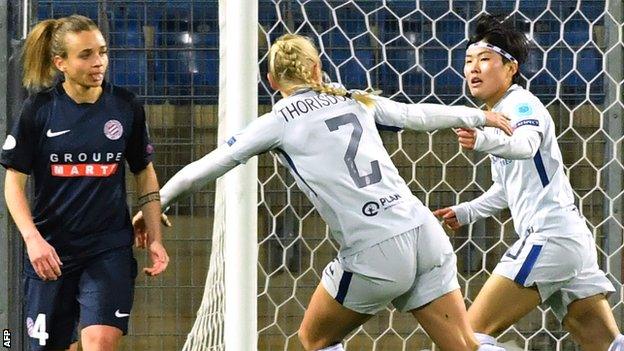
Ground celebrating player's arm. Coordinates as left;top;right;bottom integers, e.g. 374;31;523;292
433;171;508;231
455;100;544;159
132;113;282;235
369;95;513;135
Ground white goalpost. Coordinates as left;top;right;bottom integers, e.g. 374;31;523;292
222;0;259;349
182;0;258;350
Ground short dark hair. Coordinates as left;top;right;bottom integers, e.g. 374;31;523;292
467;14;529;85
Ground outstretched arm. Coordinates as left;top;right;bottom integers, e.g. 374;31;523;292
159;112;283;210
458;127;541;159
372;97;512;135
451;181;508;225
160;145;240;210
433;176;507;229
132;145;241;238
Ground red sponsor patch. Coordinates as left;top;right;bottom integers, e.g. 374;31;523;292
50;163;119;177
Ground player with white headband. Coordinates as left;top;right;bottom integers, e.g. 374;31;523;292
434;14;623;351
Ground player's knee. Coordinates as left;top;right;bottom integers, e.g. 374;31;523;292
81;328;120;351
564;312;599;346
298;328;335;351
297;327;317;351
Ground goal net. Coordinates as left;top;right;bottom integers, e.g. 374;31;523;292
186;1;623;350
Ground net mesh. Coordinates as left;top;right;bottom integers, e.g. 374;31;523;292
250;1;623;350
187;1;624;350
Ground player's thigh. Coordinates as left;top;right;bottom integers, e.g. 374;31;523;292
299;284;371;350
468;274;540;335
24;274;81;351
393;212;460;312
543;230;616;321
410;289;478;351
473;233;583;334
563;295;619;349
78;246;137;336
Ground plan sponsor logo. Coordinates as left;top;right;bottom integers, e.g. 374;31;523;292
362;193;403;216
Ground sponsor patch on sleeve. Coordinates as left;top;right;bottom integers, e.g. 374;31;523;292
514;119;540;128
516;102;534;117
226;136;237;146
2;135;16;150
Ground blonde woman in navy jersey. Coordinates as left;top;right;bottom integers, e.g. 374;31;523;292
134;34;512;351
1;15;169;351
434;14;623;351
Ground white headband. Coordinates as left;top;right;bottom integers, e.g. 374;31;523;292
468;41;518;63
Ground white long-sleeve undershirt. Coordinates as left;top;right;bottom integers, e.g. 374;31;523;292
159;145;239;211
403;104;486;131
451;182;508;225
473;127;541;159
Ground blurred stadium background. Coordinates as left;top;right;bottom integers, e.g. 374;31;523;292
0;1;622;350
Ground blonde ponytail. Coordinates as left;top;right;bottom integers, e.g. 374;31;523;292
22;19;59;90
22;15;98;91
268;34;375;108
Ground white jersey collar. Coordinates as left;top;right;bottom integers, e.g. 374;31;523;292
492;84;522;111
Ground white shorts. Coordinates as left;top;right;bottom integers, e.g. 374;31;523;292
321;211;460;315
494;226;615;321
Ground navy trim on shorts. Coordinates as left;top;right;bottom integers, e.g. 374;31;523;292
335;271;353;304
533;151;549;187
514;245;543;285
505;233;529;260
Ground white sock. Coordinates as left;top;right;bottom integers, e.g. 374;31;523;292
475;332;497;346
478;345;506;351
318;343;344;351
609;334;624;351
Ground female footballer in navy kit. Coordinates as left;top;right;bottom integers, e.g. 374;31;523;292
1;15;169;351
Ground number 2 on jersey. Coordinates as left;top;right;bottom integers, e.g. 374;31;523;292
325;113;382;188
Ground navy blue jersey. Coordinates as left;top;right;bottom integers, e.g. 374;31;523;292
1;81;153;267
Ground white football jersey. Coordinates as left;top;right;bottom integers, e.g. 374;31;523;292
226;90;429;256
486;84;583;236
222;88;487;256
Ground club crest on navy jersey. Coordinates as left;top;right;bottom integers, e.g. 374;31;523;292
104;119;123;140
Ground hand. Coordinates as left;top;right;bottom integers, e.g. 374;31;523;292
24;233;63;281
143;240;169;276
483;111;512;136
132;211;171;249
457;128;477;150
432;207;462;231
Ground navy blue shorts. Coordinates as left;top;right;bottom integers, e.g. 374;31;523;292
24;246;137;350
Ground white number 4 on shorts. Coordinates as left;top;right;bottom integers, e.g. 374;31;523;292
27;313;49;346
